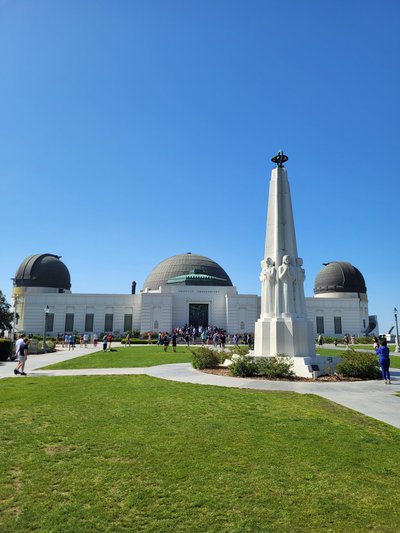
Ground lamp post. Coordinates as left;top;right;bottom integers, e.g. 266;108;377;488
10;295;18;340
43;305;49;353
9;295;18;361
394;307;400;353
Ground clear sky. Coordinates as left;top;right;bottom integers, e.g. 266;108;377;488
1;0;399;333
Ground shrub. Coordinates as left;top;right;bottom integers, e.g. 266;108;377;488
336;349;381;379
191;347;220;369
354;336;374;344
0;339;12;361
258;355;294;379
230;345;250;356
229;355;259;377
121;338;158;345
37;340;56;354
141;332;158;340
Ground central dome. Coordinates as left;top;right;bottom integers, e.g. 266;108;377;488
142;253;233;290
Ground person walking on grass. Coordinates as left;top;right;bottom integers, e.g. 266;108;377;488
107;333;113;351
375;338;391;384
102;334;108;352
14;337;29;376
171;332;177;352
163;333;170;352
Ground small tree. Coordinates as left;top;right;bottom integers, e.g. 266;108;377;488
0;290;13;334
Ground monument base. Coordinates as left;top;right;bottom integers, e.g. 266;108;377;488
253;316;316;358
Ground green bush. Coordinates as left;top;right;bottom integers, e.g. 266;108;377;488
229;355;259;377
336;349;381;379
37;340;56;354
121;338;158;345
191;347;220;369
354;337;374;344
0;339;12;361
258;355;294;379
230;345;250;356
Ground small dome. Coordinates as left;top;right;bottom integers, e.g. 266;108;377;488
14;254;71;290
143;253;233;290
314;261;366;295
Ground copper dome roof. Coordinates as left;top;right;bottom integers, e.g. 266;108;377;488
143;253;233;290
314;261;366;295
14;254;71;290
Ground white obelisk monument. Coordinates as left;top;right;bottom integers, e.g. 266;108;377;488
253;151;316;367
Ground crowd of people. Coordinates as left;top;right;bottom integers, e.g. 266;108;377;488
156;325;253;351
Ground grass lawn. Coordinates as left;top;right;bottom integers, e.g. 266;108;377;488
1;375;400;532
43;345;193;370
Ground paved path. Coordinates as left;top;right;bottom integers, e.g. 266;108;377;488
1;345;400;429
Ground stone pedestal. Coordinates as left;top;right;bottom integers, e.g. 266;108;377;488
253;316;315;358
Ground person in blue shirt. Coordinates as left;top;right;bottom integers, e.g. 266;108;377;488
375;338;391;384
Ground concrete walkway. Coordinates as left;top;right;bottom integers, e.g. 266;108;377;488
1;344;400;429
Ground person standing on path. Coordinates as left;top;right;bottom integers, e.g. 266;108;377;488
102;334;108;352
375;338;391;384
14;337;29;375
14;334;24;361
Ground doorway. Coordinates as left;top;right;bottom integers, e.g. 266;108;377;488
189;303;209;328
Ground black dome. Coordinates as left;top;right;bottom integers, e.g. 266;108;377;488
143;253;233;290
14;254;71;290
314;261;366;295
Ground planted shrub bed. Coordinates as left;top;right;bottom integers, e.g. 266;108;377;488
193;347;382;381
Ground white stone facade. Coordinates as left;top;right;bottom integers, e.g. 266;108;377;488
13;278;375;339
13;284;262;336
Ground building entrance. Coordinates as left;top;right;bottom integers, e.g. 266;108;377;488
189;304;209;328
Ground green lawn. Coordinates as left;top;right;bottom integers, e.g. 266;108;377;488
43;345;193;370
1;375;400;532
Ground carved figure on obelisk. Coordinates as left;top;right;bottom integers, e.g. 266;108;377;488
278;255;296;315
293;257;306;316
260;257;276;315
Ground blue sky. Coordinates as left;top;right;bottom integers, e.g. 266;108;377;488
1;0;399;333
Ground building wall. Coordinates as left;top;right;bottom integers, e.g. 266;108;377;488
15;285;373;338
140;293;173;333
306;295;370;337
18;291;140;335
226;294;261;333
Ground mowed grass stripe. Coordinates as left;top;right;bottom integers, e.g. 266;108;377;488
42;345;194;369
1;375;400;531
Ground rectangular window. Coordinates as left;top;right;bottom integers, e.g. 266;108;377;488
65;313;74;332
124;314;133;332
46;313;54;332
316;316;324;334
104;314;113;332
363;319;366;328
85;313;94;332
334;316;342;335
